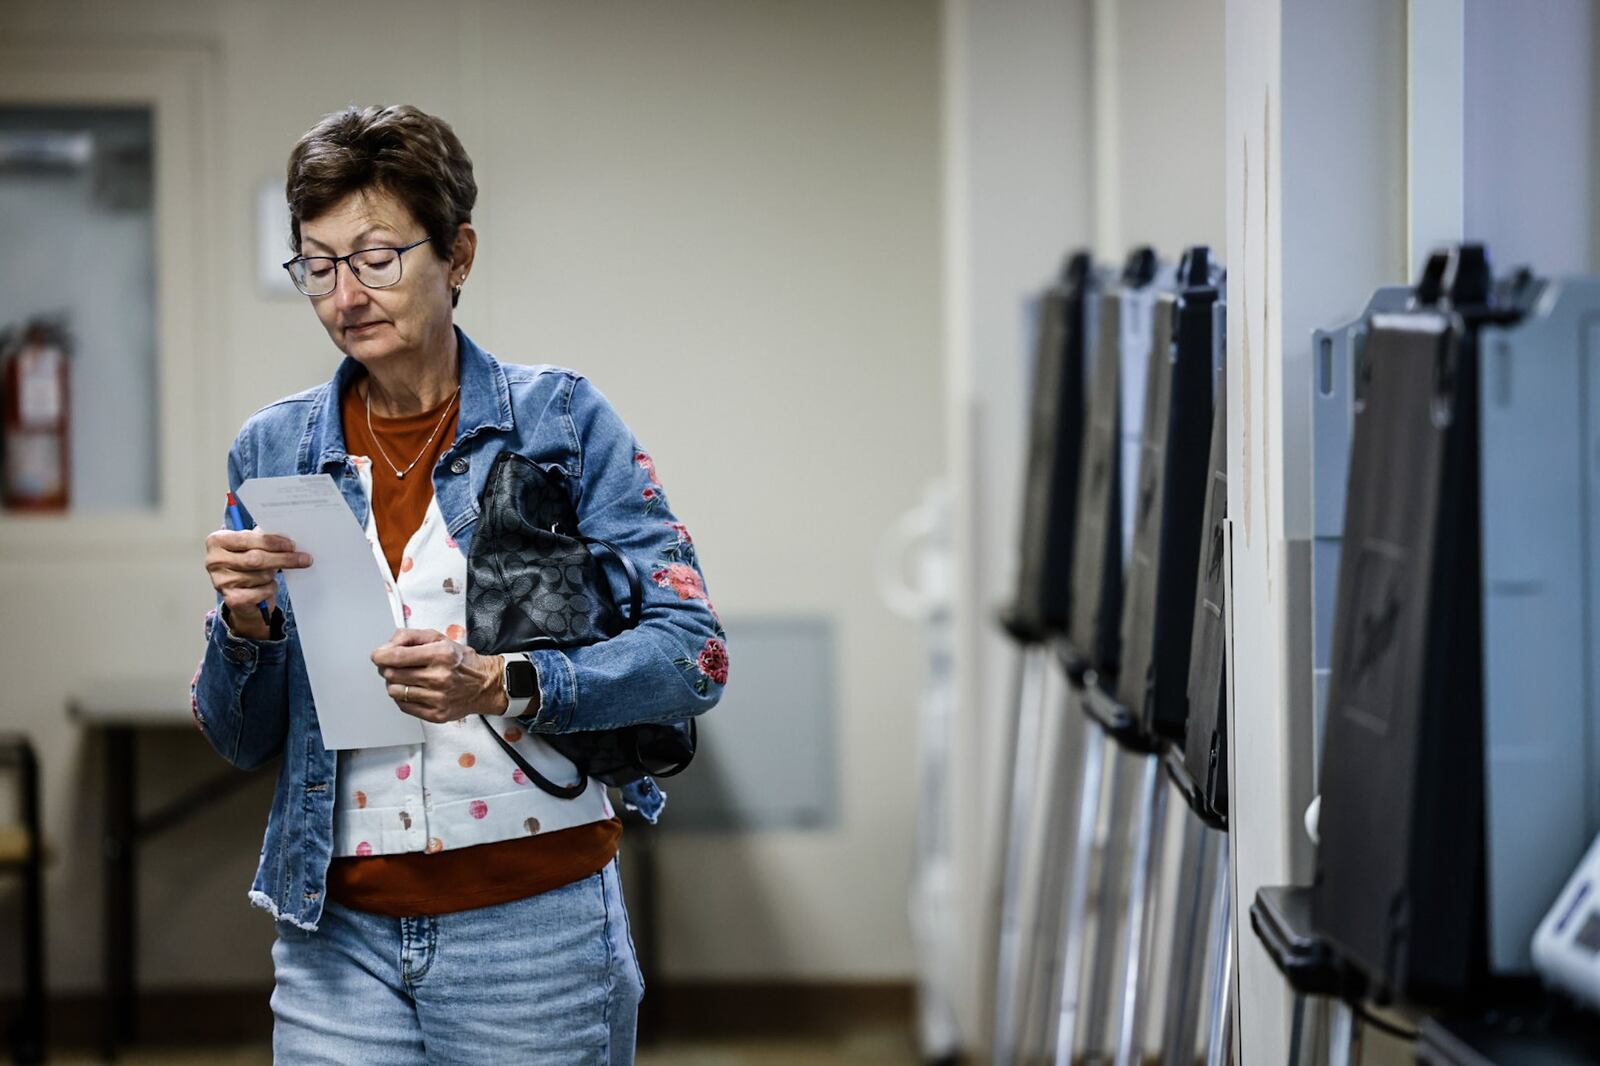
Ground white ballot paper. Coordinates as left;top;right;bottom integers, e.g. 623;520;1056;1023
236;474;425;750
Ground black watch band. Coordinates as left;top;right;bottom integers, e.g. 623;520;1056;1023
503;656;537;701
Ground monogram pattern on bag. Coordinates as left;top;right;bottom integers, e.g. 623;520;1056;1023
465;454;620;655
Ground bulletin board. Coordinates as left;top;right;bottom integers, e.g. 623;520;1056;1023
651;615;838;832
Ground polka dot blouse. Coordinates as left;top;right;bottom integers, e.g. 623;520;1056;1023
332;454;613;859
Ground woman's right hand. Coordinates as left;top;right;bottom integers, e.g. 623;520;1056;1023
204;529;313;640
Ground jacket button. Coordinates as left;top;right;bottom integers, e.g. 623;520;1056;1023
450;457;469;475
224;645;250;665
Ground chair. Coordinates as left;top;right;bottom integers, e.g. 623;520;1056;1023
0;734;44;1065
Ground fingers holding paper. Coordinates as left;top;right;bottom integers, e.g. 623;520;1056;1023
204;528;314;639
371;628;509;723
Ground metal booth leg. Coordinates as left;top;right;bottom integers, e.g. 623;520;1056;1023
1327;1000;1361;1066
1050;714;1107;1065
1201;834;1233;1066
1111;752;1170;1066
1015;667;1086;1062
1082;742;1138;1064
992;646;1049;1066
1288;994;1316;1066
1158;817;1218;1066
980;649;1030;1051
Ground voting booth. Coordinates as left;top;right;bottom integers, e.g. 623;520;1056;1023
1005;252;1100;644
994;245;1186;1066
1049;248;1169;1066
1314;247;1493;1004
1118;246;1222;745
1064;248;1163;684
1002;238;1600;1063
1307;286;1410;768
1167;364;1227;829
1248;246;1600;1063
990;250;1104;1066
1044;246;1230;1066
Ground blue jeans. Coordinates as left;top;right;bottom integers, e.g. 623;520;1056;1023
270;858;643;1064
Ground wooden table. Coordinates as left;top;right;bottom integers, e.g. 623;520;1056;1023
68;679;260;1061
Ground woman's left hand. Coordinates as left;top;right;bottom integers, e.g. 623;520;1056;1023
372;628;509;722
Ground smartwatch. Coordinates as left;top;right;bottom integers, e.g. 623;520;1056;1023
502;655;537;703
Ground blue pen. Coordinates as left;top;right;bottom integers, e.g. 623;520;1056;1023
225;491;275;626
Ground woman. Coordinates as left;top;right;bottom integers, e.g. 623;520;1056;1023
191;104;727;1065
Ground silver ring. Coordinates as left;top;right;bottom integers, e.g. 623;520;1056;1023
402;684;411;702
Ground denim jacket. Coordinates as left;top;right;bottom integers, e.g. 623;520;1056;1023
190;327;726;930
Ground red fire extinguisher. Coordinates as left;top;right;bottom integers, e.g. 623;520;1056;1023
2;318;72;512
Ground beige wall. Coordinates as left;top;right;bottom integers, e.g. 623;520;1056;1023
0;0;942;991
1093;0;1226;260
938;0;1097;1046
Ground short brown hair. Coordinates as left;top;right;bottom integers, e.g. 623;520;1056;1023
285;105;477;301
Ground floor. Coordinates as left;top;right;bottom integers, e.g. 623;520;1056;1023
48;1026;924;1065
640;1029;922;1066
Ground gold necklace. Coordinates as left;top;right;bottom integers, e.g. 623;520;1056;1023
364;381;461;480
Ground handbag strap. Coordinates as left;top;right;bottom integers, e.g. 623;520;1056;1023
575;534;643;629
477;716;588;800
640;718;697;778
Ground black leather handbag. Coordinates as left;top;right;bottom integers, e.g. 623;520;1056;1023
465;450;697;800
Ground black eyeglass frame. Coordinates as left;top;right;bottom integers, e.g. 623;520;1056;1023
281;237;433;296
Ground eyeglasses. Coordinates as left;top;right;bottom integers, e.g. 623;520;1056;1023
282;237;431;297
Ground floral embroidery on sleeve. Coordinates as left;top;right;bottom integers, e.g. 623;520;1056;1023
638;451;664;513
652;563;706;600
661;521;695;563
635;446;728;694
676;635;729;695
663;565;728;693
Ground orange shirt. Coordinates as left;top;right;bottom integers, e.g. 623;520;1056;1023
326;375;621;917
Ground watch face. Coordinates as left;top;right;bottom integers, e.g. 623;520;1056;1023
505;658;537;700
